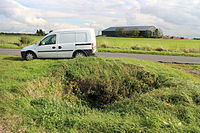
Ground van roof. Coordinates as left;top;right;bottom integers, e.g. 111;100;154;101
53;28;94;33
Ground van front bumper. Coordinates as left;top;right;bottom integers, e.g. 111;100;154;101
21;51;26;59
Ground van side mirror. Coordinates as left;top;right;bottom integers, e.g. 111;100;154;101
39;41;45;46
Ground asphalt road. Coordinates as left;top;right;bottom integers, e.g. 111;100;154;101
0;48;200;64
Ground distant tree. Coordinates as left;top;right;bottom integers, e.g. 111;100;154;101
116;28;140;37
144;30;153;38
153;29;162;38
49;30;53;33
158;28;163;37
36;29;39;35
193;38;200;40
115;27;125;37
36;29;45;36
128;28;140;37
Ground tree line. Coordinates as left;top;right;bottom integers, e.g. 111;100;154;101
0;29;46;36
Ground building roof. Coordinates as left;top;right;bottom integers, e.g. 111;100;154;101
103;26;157;32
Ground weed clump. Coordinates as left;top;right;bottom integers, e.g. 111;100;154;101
131;45;152;51
155;47;166;51
131;45;141;50
61;57;170;107
19;36;34;45
99;44;109;48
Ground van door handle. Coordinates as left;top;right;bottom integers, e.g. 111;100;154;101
52;46;56;49
58;46;62;49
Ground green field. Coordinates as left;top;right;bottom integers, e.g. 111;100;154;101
0;35;42;49
97;37;200;57
0;35;200;56
0;55;200;132
97;37;200;49
0;34;42;43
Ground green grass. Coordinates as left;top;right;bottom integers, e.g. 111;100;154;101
0;35;43;49
97;37;200;50
98;48;200;57
169;64;200;79
0;44;22;49
1;35;200;50
97;37;200;57
1;55;200;132
0;35;42;43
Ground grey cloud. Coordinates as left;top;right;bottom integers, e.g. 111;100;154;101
1;0;200;37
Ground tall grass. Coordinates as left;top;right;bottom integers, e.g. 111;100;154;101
0;55;200;132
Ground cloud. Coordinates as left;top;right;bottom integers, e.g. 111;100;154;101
0;0;47;26
0;0;200;37
137;0;200;37
0;0;79;32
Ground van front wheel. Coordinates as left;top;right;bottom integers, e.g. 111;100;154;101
74;51;86;58
25;52;36;61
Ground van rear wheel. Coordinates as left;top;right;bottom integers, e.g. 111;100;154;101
74;51;86;58
25;52;36;61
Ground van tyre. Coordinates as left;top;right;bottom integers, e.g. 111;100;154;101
25;52;36;61
74;51;86;58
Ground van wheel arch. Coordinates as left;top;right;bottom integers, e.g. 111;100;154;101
73;50;87;58
25;51;37;60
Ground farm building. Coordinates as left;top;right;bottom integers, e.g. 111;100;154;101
102;26;161;38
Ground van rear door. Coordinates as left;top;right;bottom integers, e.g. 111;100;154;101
57;32;75;58
75;32;91;50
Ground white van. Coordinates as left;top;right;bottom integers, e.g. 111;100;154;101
21;28;97;60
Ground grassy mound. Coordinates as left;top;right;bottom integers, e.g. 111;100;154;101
60;58;172;107
1;55;200;132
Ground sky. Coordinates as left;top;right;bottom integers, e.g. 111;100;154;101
0;0;200;38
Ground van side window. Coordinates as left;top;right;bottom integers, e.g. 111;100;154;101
76;32;87;42
60;33;75;43
41;35;56;45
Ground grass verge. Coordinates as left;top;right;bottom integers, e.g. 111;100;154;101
0;55;200;132
0;44;22;49
98;47;200;57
